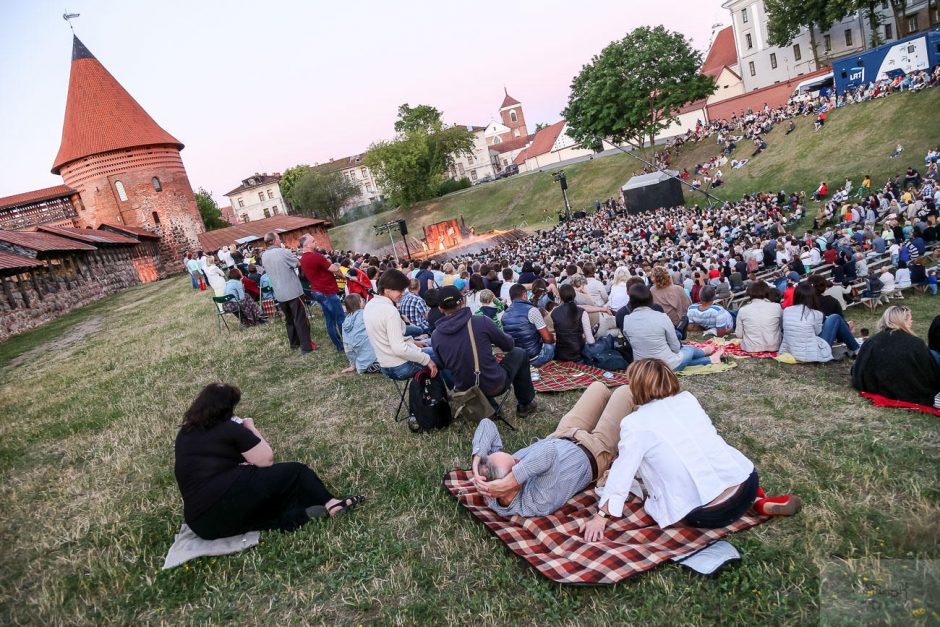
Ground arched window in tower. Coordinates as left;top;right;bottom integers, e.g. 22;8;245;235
114;180;128;202
152;211;161;224
510;110;517;123
152;177;163;192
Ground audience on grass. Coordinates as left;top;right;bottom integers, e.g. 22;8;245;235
502;283;556;367
432;286;537;416
299;235;346;353
851;307;940;409
341;294;379;374
261;232;316;354
174;383;363;539
733;281;782;353
222;268;265;327
581;359;801;540
205;256;227;297
779;283;859;363
622;284;723;372
472;380;635;517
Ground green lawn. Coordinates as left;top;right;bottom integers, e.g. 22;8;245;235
1;279;937;624
330;87;940;251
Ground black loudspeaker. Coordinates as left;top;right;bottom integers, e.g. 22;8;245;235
559;174;568;190
398;219;408;235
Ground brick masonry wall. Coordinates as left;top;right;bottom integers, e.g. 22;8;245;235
60;146;205;272
0;248;141;342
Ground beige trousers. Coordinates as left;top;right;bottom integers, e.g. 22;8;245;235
549;381;635;486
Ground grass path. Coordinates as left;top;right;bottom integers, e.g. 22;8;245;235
0;278;937;623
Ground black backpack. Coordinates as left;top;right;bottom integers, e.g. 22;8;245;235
408;370;452;433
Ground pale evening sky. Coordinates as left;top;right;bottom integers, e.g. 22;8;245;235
0;0;729;203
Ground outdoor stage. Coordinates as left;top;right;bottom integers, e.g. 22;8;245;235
373;225;528;262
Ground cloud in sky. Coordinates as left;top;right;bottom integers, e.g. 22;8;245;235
0;0;729;202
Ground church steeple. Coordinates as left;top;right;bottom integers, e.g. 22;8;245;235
52;35;183;174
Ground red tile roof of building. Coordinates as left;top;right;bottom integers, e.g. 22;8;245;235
488;134;532;154
0;250;44;271
0;229;97;252
702;26;737;77
521;120;568;159
37;225;140;245
500;90;521;108
52;36;184;174
706;67;831;121
312;154;368;175
677;97;709;115
224;173;282;197
512;149;528;166
197;215;332;251
98;223;162;240
0;185;77;210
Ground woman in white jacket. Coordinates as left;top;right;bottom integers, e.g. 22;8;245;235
581;359;801;540
205;256;227;297
734;281;782;353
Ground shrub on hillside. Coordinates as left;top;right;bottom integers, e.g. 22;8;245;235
437;177;471;197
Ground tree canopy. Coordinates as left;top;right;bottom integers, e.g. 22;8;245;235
563;26;714;150
765;0;889;63
287;169;360;222
278;164;311;202
365;103;474;208
194;187;228;231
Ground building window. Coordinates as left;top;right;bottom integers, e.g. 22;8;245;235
272;206;279;215
470;170;478;181
366;183;373;192
267;189;274;199
745;33;752;49
263;207;271;218
885;23;893;39
238;198;244;208
458;163;465;175
907;15;918;33
493;136;501;144
748;61;756;76
510;110;517;122
152;211;161;224
502;158;508;166
793;44;802;61
361;167;367;178
467;155;474;164
240;213;249;223
741;8;748;23
770;53;777;69
844;29;853;47
151;176;162;192
114;180;127;201
257;191;264;202
824;34;831;52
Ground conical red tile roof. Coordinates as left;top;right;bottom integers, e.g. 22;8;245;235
52;36;183;174
500;87;521;109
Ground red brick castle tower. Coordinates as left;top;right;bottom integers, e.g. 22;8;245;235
52;36;203;267
499;88;528;140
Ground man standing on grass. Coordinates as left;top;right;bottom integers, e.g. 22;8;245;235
261;232;316;354
299;235;345;352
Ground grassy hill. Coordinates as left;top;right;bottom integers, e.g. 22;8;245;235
330;87;940;251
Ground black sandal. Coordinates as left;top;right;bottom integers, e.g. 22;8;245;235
328;495;365;516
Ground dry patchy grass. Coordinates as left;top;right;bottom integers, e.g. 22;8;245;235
0;279;937;625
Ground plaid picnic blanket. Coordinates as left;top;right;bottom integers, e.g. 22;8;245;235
688;339;778;359
443;469;767;586
531;361;630;393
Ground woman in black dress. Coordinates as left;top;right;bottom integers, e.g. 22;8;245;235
175;383;363;539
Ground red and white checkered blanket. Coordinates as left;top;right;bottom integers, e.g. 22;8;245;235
530;361;630;393
443;469;767;585
688;339;778;359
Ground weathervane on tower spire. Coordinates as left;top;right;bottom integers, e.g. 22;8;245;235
62;10;80;33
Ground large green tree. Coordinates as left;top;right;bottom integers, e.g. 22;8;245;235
563;26;714;150
287;169;360;222
194;187;227;231
764;0;888;65
365;103;474;208
278;164;311;204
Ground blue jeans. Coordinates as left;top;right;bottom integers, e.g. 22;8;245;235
821;314;860;351
312;292;345;351
380;348;453;388
531;342;555;367
404;325;427;337
674;345;712;371
190;270;200;289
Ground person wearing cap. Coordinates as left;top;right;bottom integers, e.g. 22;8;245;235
431;285;537;417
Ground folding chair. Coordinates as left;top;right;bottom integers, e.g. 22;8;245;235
212;295;241;334
388;376;410;422
487;385;517;431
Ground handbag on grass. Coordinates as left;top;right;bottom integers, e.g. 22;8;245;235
447;319;493;425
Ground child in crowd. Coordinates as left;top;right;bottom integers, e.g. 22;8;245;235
341;294;380;374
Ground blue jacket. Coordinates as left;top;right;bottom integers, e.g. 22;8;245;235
342;310;378;373
502;299;542;359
